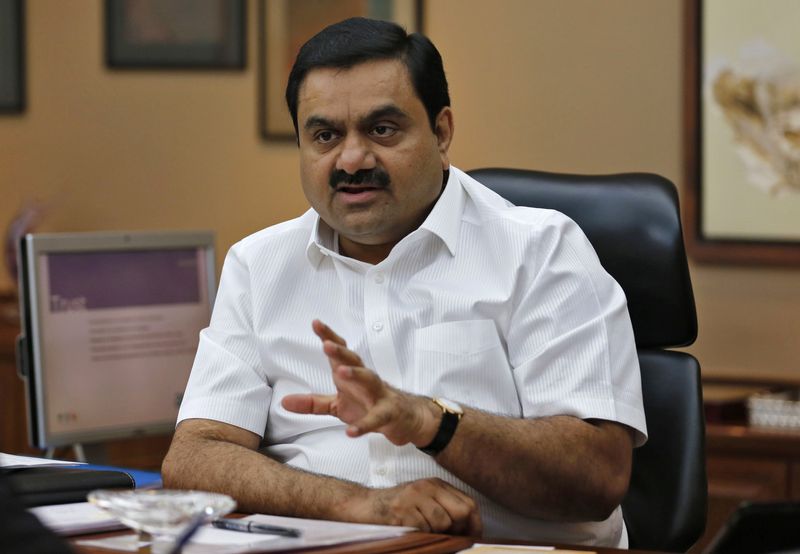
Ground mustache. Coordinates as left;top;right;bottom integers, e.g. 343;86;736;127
329;168;390;189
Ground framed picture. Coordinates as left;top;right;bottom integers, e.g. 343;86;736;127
105;0;246;69
684;0;800;264
0;0;24;113
259;0;422;140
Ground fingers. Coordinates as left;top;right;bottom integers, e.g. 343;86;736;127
332;365;383;397
411;507;433;533
312;319;347;346
313;320;365;373
345;405;393;438
330;365;384;435
324;340;365;377
427;479;482;536
281;393;337;415
330;367;425;445
433;484;483;537
323;340;363;367
415;498;453;534
309;320;419;445
468;507;483;537
329;365;401;437
380;479;481;536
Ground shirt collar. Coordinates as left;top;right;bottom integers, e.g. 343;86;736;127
419;167;464;257
305;165;465;266
305;213;334;268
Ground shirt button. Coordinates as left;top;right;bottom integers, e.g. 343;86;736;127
375;467;387;476
372;321;384;332
374;272;385;284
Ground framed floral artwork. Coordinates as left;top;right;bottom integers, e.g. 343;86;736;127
684;0;800;264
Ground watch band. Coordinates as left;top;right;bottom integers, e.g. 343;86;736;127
417;398;463;456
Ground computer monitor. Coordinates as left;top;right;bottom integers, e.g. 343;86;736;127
16;231;216;450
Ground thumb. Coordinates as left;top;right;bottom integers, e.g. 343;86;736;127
282;393;336;415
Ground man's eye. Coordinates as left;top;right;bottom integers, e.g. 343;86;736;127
315;130;337;143
371;125;396;137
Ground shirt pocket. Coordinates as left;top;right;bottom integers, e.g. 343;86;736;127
412;319;522;417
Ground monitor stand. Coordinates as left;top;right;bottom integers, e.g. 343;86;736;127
45;443;87;463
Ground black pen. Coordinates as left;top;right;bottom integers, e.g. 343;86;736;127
212;518;302;538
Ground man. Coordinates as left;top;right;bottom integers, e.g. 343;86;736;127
162;17;646;547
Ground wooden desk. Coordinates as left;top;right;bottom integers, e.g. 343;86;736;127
71;531;470;554
692;375;800;552
691;422;800;553
70;529;651;554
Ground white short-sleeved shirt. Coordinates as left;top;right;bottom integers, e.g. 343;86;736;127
178;166;647;547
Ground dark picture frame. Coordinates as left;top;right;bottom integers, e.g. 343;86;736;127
684;0;800;265
259;0;423;140
0;0;25;113
105;0;245;69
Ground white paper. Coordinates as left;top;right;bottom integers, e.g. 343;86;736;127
191;526;281;546
75;530;273;554
183;514;414;553
29;501;125;536
75;535;146;552
73;512;414;553
247;513;413;543
0;452;85;469
458;545;555;553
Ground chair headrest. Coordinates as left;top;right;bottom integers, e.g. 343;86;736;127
468;168;697;349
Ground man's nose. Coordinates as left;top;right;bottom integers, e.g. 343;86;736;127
336;134;376;175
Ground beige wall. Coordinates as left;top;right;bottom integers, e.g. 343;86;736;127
2;0;798;377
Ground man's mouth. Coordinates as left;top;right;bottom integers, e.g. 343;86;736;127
334;185;384;203
335;184;381;194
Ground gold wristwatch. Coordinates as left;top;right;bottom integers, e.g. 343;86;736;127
417;398;463;456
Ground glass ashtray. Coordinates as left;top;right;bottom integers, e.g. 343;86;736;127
88;489;236;551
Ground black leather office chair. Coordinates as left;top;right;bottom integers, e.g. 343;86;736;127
468;168;707;552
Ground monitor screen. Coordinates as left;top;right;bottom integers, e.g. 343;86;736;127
17;231;216;449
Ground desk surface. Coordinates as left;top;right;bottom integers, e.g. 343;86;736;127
72;530;468;554
70;529;652;554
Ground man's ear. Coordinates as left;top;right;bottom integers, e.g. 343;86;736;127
434;107;454;169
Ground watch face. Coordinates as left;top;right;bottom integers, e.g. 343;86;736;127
436;398;463;415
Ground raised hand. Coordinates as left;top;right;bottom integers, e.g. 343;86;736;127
281;320;438;447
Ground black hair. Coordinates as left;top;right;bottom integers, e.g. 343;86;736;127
285;17;450;137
